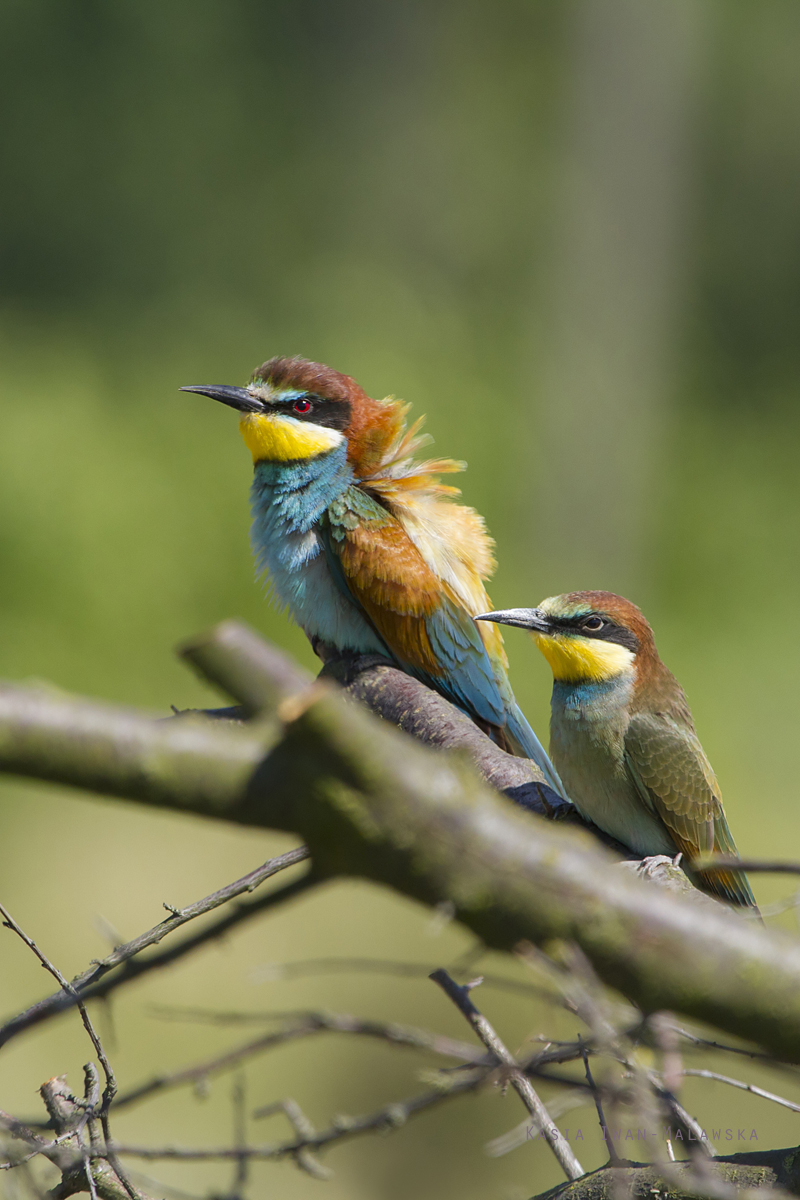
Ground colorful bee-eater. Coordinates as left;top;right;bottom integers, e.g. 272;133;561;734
476;591;755;906
181;357;564;795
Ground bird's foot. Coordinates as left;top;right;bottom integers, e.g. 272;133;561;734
636;854;677;879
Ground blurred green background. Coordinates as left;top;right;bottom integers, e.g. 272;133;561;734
2;1;800;1197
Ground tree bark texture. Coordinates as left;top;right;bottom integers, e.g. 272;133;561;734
0;633;798;1062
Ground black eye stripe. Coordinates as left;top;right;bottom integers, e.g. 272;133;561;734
549;614;639;654
277;394;351;433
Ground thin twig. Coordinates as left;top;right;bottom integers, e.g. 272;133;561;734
0;1111;58;1170
643;1071;716;1157
681;1068;800;1113
113;1010;484;1111
485;1091;588;1158
578;1034;621;1167
103;1072;488;1162
741;892;800;920
519;944;714;1162
429;969;583;1181
0;854;313;1049
254;955;557;1003
0;904;109;1087
124;1169;203;1200
230;1075;247;1199
253;1100;331;1179
84;1153;99;1200
0;902;141;1200
666;1022;800;1074
151;1004;482;1057
694;857;800;876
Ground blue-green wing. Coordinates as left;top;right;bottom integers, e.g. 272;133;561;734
320;487;563;793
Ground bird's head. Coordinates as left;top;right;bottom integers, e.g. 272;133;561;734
182;356;405;477
476;591;656;685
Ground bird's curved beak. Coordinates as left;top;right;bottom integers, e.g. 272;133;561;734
475;608;552;633
180;385;264;414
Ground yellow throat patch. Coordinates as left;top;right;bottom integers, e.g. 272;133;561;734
533;632;634;684
239;411;344;463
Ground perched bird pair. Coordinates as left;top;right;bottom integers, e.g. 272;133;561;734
183;358;754;908
182;358;562;794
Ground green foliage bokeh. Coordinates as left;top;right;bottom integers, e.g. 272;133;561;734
1;3;799;1198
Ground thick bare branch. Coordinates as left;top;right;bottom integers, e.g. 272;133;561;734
531;1151;800;1200
2;652;800;1060
176;623;623;840
0;683;271;814
178;621;312;715
321;652;574;821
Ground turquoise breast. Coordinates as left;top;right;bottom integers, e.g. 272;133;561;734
249;446;385;654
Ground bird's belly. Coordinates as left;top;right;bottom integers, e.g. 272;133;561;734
253;522;385;655
553;728;676;857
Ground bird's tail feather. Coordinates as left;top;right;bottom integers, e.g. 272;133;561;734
690;863;757;909
697;815;758;908
503;706;568;801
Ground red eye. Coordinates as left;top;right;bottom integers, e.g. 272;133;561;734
293;398;312;415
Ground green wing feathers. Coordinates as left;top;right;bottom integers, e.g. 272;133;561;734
705;809;757;909
624;713;755;907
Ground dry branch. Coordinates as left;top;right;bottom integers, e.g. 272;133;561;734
178;624;620;838
179;620;312;715
0;627;799;1068
430;968;584;1180
0;905;140;1200
3;625;799;1200
0;853;313;1049
532;1150;800;1200
321;652;571;821
106;1069;488;1164
112;1009;484;1112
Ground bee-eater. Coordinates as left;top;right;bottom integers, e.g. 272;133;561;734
476;591;755;906
181;357;564;795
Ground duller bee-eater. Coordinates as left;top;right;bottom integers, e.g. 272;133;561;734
182;356;564;796
476;591;755;907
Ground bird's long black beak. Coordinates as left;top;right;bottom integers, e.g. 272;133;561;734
180;385;264;414
475;607;552;633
